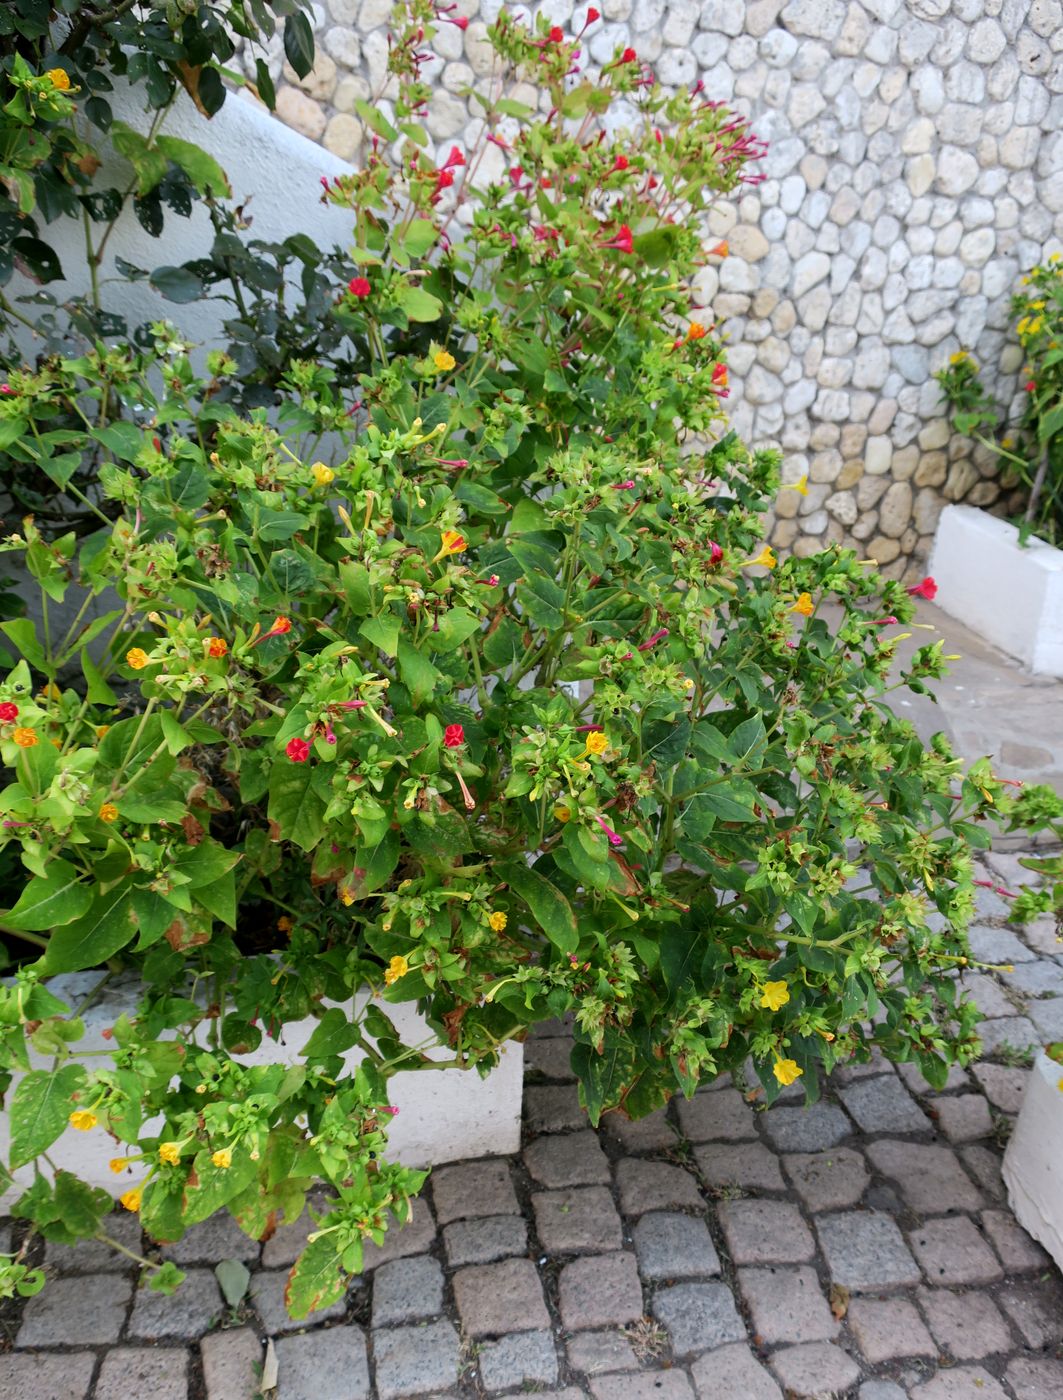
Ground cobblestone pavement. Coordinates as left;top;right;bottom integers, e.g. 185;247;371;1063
2;852;1062;1400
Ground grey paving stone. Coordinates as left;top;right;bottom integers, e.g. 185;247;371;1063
533;1186;623;1254
361;1196;438;1270
591;1375;694;1400
477;1329;558;1392
782;1147;869;1210
1005;1356;1063;1400
525;1036;578;1080
128;1265;223;1339
651;1281;745;1357
716;1198;815;1264
95;1349;189;1400
918;1285;1014;1360
432;1159;518;1224
995;1275;1063;1349
980;1208;1051;1272
558;1251;643;1330
565;1329;640;1375
847;1296;936;1362
858;1385;907;1400
831;1050;894;1083
909;1367;1009;1399
261;1203;318;1267
373;1319;460;1400
759;1102;852;1152
970;1062;1030;1112
865;1139;984;1213
690;1343;783;1400
631;1210;720;1281
44;1211;143;1273
273;1325;370;1400
910;1215;1003;1286
614;1158;704;1215
442;1214;527;1266
967;925;1037;963
163;1209;261;1264
525;1084;586;1133
961;972;1023;1019
0;1352;97;1400
933;1093;995;1140
738;1265;839;1345
768;1342;861;1398
600;1106;675;1152
838;1075;932;1133
200;1327;262;1400
1002;960;1063;997
250;1267;347;1334
371;1253;444;1326
16;1271;132;1346
453;1256;550;1337
1029;995;1063;1039
693;1140;786;1191
676;1086;757;1142
958;1143;1006;1202
524;1129;610;1187
1015;918;1063;960
815;1211;921;1291
976;1015;1041;1055
897;1060;971;1093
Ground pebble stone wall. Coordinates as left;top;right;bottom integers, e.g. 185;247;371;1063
238;0;1063;577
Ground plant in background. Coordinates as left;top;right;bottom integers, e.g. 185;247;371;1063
936;254;1063;546
0;0;1042;1317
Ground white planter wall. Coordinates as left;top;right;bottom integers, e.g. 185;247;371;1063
930;505;1063;677
1002;1050;1063;1273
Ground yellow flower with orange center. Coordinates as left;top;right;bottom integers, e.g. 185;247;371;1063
45;68;71;91
773;1058;802;1086
69;1109;98;1131
99;803;119;823
791;593;814;617
685;321;707;342
109;1157;131;1174
206;637;228;658
554;805;572;823
488;911;508;932
119;1187;143;1212
745;546;777;570
12;727;38;747
311;462;335;487
158;1141;182;1166
759;980;790;1012
212;1148;232;1170
338;886;355;906
584;731;609;756
126;647;149;670
385;955;409;986
433;349;456;372
439;529;466;557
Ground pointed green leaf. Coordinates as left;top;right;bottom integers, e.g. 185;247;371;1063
9;1064;87;1167
4;860;93;931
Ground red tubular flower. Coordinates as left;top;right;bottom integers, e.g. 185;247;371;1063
442;145;465;169
638;628;669;652
600;223;633;254
907;577;937;601
712;363;729;389
509;165;524;184
549;25;564;42
620;47;637;63
348;276;371;298
1026;380;1036;392
612;154;629;172
0;702;18;722
586;6;600;20
709;541;724;565
286;737;311;763
443;723;465;748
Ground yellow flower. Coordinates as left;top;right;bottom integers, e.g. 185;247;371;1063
69;1109;98;1131
126;647;149;670
439;529;466;557
1001;437;1015;450
385;954;409;986
338;886;355;906
119;1187;143;1212
12;727;38;747
311;462;335;487
773;1058;803;1086
791;593;814;617
45;68;71;91
39;681;61;700
949;350;970;366
433;349;456;372
95;725;110;739
785;473;809;496
584;731;608;756
158;1141;182;1166
212;1148;232;1170
759;980;790;1012
488;911;508;932
554;805;572;823
99;803;119;822
745;546;777;570
109;1157;131;1174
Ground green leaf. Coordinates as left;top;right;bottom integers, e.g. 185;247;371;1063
283;12;316;78
659;925;700;997
110;121;167;195
41;885;138;973
303;1008;359;1059
403;218;437;257
150;265;205;304
695;779;758;823
52;1170;112;1237
268;761;326;852
160;710;192;755
397;284;443;323
4;860;93;931
497;860;578;953
9;1064;86;1167
215;1257;251;1306
397;638;440;706
571;1033;628;1126
518;574;566;629
426;608;480;652
80;647;117;704
285;1233;347;1320
155;136;231;198
0;618;46;669
359;614;400;657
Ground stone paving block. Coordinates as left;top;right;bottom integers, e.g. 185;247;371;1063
970;1062;1029;1112
0;1352;97;1400
1015;918;1063;960
897;1061;971;1094
967;925;1037;963
524;1129;610;1187
976;1015;1041;1055
525;1036;577;1080
1028;995;1063;1039
524;1391;587;1400
767;1341;861;1398
591;1375;694;1400
163;1209;261;1264
909;1367;1009;1400
932;1093;994;1140
980;1207;1051;1272
996;1275;1063;1349
44;1210;143;1273
250;1267;347;1334
716;1198;815;1264
442;1213;527;1266
558;1251;643;1330
17;1271;132;1346
534;1186;623;1254
1005;1356;1063;1400
200;1327;262;1400
838;1075;932;1133
453;1256;550;1337
600;1106;675;1152
361;1195;438;1270
858;1385;907;1400
261;1202;318;1267
691;1342;783;1399
615;1158;704;1215
910;1215;1003;1286
865;1140;984;1213
738;1265;838;1345
525;1084;586;1133
432;1159;518;1224
651;1280;745;1357
759;1102;852;1152
960;972;1021;1019
815;1211;921;1290
676;1086;757;1142
274;1325;370;1400
918;1285;1014;1359
782;1147;869;1210
1002;959;1063;997
372;1254;444;1326
565;1329;640;1375
958;1144;1006;1201
477;1329;558;1391
830;1050;893;1083
128;1266;223;1339
95;1348;190;1400
632;1210;720;1280
373;1319;460;1400
693;1140;786;1192
847;1296;936;1362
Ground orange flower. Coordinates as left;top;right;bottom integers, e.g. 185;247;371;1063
270;616;292;635
791;593;814;617
45;68;71;91
206;637;228;658
438;529;466;558
710;240;729;257
126;647;149;670
99;803;119;822
12;726;38;747
685;321;707;342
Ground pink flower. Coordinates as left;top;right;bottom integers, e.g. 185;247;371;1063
340;699;367;709
595;814;623;847
872;616;899;626
444;723;465;748
907;577;937;601
600;223;633;254
286;737;311;763
709;541;724;565
614;480;636;489
612;154;629;172
348;276;371;298
442;145;465;169
638;628;669;652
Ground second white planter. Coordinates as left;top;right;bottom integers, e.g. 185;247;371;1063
1002;1050;1063;1273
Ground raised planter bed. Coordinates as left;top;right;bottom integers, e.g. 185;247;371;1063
1001;1049;1063;1272
0;972;522;1211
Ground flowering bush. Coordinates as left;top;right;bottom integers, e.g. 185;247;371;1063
936;254;1063;546
0;1;1046;1316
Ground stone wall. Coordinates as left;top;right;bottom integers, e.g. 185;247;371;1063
238;0;1063;578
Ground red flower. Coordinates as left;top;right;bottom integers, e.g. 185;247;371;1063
709;541;724;565
442;145;465;169
586;7;600;20
435;169;455;190
286;737;311;763
612;154;629;172
601;223;633;254
549;25;564;42
712;363;729;388
509;165;524;184
1026;380;1036;392
443;723;465;748
620;47;637;63
0;702;18;722
348;276;371;298
907;577;938;601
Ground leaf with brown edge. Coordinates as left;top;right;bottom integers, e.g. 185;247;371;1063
285;1234;347;1320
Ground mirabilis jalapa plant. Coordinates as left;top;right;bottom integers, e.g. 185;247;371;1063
2;1;1056;1317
